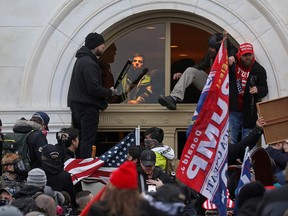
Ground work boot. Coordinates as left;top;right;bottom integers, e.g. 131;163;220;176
158;95;177;110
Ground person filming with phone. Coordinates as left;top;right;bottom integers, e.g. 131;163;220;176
137;150;174;193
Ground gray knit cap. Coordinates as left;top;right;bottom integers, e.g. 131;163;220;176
27;168;47;188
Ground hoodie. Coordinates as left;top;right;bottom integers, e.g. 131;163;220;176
152;144;175;170
67;46;112;110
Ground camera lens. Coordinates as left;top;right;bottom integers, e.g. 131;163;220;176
0;199;8;206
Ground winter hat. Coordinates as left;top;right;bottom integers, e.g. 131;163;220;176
147;183;186;203
238;42;254;56
85;32;105;50
0;205;23;216
208;33;223;50
27;168;47;188
140;149;156;166
31;111;50;131
109;161;138;189
143;184;186;216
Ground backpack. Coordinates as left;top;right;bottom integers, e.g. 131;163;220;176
2;132;32;171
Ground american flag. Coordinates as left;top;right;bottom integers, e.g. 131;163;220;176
233;146;252;215
235;146;252;195
64;130;137;184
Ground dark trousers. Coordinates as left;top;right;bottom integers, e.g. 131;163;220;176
70;102;99;159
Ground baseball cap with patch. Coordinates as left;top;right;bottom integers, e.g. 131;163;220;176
31;111;50;131
140;149;156;166
0;188;12;195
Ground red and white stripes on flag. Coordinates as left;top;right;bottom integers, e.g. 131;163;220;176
202;190;234;210
64;157;106;184
176;38;229;216
64;129;138;184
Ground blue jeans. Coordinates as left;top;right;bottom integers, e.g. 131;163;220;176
229;112;252;144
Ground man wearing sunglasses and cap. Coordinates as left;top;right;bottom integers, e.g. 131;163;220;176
137;150;174;193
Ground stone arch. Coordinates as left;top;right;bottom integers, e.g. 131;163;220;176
20;0;288;108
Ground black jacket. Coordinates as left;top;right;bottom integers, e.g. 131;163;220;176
13;185;43;199
256;184;288;216
67;46;112;110
13;119;48;169
228;126;262;165
137;166;174;192
265;146;288;173
41;160;76;207
194;42;238;71
229;60;268;128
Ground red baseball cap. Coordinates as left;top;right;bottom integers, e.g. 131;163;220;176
238;43;254;56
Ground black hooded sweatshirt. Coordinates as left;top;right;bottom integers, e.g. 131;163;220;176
67;46;112;110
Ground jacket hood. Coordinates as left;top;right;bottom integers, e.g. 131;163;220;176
13;185;43;198
75;46;97;61
41;160;63;175
13;119;42;133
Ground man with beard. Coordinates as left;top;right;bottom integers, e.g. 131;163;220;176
67;32;117;158
229;43;268;144
158;32;238;110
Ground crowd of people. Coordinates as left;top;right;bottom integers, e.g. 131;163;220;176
0;31;287;215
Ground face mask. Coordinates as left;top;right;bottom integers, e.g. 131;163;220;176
144;138;158;149
42;130;48;137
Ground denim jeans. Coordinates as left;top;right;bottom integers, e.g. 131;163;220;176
229;112;252;144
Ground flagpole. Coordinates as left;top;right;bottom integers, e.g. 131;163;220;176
136;125;140;146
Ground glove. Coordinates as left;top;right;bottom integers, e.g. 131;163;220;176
110;87;117;96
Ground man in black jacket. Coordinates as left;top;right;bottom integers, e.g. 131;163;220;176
229;43;268;144
10;115;48;170
67;32;117;159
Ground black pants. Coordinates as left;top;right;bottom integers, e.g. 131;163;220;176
70;102;99;158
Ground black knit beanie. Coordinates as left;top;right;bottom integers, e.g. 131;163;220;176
85;32;105;50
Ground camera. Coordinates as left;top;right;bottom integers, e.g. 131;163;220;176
0;199;9;206
13;159;28;180
56;131;71;148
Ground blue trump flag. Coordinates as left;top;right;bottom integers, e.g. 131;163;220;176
177;38;229;216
